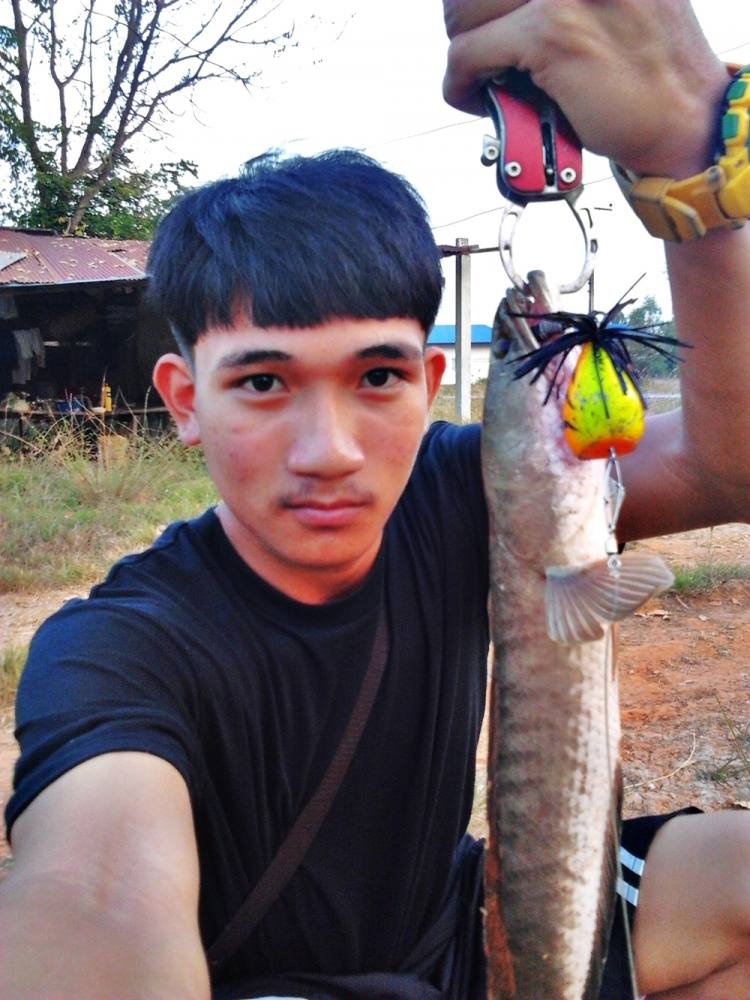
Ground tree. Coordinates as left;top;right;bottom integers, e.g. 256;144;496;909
618;293;680;380
0;0;296;236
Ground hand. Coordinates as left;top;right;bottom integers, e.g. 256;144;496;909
442;0;728;177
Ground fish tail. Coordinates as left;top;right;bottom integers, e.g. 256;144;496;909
484;848;518;999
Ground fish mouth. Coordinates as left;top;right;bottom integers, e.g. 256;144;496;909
492;272;564;361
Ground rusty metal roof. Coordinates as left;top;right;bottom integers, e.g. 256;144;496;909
0;228;149;288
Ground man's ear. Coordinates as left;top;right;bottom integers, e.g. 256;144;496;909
424;346;447;409
152;353;201;446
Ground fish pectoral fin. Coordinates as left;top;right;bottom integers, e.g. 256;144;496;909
545;552;674;645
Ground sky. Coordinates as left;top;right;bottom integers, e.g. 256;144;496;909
158;0;750;328
17;0;750;328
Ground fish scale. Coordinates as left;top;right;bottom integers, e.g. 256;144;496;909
481;275;673;999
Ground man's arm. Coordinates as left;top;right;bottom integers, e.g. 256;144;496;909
442;0;750;541
617;230;750;541
0;752;210;1000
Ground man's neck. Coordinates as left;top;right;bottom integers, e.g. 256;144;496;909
215;503;380;605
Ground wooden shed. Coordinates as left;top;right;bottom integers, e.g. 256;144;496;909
0;228;171;415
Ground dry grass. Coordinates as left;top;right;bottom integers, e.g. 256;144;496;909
433;377;681;425
0;420;217;592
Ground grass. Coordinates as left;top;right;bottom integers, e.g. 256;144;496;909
713;691;750;783
0;385;737;598
431;381;487;424
696;759;747;784
671;562;750;595
0;419;217;593
0;645;26;704
433;376;681;424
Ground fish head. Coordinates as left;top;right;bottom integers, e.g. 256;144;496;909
482;273;606;569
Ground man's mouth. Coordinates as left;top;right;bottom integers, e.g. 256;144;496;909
283;496;371;528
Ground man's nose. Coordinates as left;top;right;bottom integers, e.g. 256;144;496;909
286;393;365;477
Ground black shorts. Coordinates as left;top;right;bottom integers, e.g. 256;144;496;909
214;810;702;999
598;806;702;998
431;809;705;1000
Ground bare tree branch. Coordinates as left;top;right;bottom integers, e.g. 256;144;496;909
70;0;145;178
1;0;311;233
10;0;44;169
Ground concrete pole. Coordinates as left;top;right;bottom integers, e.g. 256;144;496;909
454;237;472;423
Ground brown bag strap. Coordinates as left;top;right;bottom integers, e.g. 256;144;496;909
207;606;389;972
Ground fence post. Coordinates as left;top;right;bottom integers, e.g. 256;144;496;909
454;237;472;423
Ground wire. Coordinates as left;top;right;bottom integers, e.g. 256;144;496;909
364;116;482;151
430;170;621;231
432;205;503;231
719;41;750;58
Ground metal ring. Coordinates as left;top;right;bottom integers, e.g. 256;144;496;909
498;199;598;296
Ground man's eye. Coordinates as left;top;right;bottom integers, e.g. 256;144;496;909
363;368;401;388
244;373;280;393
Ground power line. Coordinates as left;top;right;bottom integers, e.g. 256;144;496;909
431;172;617;231
719;41;750;57
432;206;501;231
364;116;482;151
370;40;750;160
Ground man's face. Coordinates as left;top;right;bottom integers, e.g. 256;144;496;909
155;316;445;603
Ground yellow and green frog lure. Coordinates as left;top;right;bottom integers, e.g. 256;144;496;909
509;291;690;460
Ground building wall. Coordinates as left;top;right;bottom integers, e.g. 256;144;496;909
435;345;490;386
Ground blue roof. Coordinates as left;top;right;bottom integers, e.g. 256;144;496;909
428;323;492;346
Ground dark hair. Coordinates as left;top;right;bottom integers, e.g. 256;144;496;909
146;149;444;352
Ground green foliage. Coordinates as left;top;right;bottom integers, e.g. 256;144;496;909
671;562;750;594
0;0;296;236
617;294;681;379
3;151;197;237
81;160;198;239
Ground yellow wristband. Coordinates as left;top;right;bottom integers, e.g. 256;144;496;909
612;64;750;242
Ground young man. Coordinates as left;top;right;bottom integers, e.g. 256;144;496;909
1;3;749;999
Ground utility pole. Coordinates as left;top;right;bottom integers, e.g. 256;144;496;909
454;237;472;423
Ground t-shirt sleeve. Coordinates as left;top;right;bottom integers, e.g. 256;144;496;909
5;597;203;839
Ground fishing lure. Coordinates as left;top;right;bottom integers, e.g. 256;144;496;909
509;289;691;460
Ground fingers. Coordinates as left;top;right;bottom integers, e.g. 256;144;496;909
441;0;728;173
443;0;525;39
443;9;526;115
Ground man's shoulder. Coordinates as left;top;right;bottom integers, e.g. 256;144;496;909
417;419;481;460
406;419;483;507
97;507;217;589
390;420;487;569
33;509;221;644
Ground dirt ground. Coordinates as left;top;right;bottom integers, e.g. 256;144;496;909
0;524;748;875
467;524;750;838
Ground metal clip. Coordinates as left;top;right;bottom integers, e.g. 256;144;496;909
603;447;625;564
482;71;583;204
498;200;597;296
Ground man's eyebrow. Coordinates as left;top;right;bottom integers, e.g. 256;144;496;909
357;342;423;362
217;349;292;369
215;341;423;369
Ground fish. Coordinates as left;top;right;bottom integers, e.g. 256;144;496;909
481;271;674;999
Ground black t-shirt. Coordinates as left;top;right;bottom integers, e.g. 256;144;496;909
6;421;489;992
